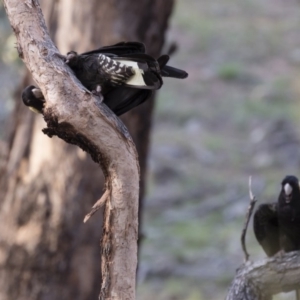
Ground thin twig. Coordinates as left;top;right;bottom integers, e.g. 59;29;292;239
83;190;110;223
241;176;257;261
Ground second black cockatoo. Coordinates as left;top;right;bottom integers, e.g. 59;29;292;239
22;42;188;116
253;175;300;256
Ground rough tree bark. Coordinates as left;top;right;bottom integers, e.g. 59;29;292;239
226;252;300;300
0;0;174;300
2;0;140;299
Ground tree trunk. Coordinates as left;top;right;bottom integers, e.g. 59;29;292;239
0;0;173;299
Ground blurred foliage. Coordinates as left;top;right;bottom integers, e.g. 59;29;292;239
1;0;300;299
217;63;243;80
2;33;19;63
140;0;300;299
0;3;23;130
0;2;22;64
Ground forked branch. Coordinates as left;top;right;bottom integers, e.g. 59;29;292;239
3;1;139;299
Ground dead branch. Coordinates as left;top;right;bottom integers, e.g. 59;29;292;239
3;1;139;299
226;251;300;300
84;189;110;223
241;176;257;261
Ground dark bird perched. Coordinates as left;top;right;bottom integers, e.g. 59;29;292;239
253;176;300;300
22;42;188;116
253;202;279;257
253;175;300;256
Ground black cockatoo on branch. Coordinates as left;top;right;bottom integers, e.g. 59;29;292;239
253;175;300;256
22;42;188;116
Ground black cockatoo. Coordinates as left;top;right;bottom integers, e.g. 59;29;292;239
253;175;300;299
22;42;188;116
253;175;300;256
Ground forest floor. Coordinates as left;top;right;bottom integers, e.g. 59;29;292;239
1;0;300;299
138;0;300;299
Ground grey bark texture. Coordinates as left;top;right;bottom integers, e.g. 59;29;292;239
2;0;140;299
0;0;174;300
226;252;300;300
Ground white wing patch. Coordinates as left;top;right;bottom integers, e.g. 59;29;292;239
117;60;146;87
98;54;135;85
98;54;147;87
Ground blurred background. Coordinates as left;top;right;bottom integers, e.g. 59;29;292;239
1;0;300;299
